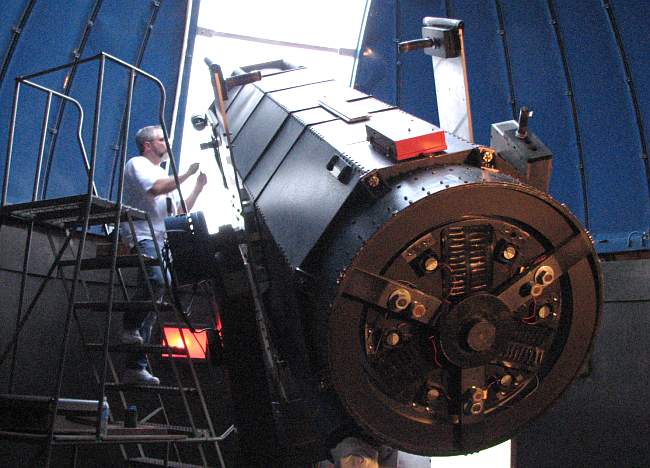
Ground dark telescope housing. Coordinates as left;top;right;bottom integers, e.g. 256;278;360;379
197;59;602;462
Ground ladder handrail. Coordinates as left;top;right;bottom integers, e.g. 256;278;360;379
12;52;187;213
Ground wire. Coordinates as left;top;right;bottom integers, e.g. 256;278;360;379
428;335;443;368
521;297;538;323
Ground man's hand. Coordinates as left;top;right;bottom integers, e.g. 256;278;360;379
186;162;200;177
197;172;207;189
150;162;202;196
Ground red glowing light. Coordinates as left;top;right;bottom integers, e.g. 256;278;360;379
162;327;207;360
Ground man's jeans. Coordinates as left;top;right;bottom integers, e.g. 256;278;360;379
123;238;164;370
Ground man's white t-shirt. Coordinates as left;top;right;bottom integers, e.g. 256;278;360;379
120;156;176;247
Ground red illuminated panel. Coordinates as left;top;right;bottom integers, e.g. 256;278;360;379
365;109;448;162
162;327;207;360
393;130;447;160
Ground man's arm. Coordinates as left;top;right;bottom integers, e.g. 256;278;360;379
148;162;200;196
179;172;207;214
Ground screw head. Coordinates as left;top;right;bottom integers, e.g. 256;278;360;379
386;332;400;346
426;388;440;402
499;374;513;388
366;174;380;188
423;256;439;272
502;245;517;260
470;402;483;415
538;304;551;319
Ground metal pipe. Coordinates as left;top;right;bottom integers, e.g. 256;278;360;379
44;54;106;466
603;0;650;210
19;53;104;81
0;0;37;86
102;52;161;82
95;57;124;439
546;0;590;228
2;80;21;206
32;92;52;201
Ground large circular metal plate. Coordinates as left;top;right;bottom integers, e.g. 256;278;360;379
328;168;601;456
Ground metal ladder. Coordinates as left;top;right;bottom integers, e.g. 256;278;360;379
0;53;233;467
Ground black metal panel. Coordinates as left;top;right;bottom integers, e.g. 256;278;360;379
232;95;288;180
256;129;360;268
311;119;369;150
270;81;367;113
244;116;304;199
227;84;265;142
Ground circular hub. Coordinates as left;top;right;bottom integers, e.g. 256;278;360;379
466;320;496;352
439;294;510;367
327;169;601;456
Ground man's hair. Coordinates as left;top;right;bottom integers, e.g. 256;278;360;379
135;125;162;153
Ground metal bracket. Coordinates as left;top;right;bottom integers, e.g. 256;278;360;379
398;17;474;143
342;267;442;324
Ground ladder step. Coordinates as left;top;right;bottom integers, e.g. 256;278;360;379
0;194;147;227
74;301;175;313
127;457;214;468
58;254;160;270
122;422;209;437
51;433;195;444
105;383;197;395
85;343;188;355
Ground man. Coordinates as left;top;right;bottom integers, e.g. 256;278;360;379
120;125;207;385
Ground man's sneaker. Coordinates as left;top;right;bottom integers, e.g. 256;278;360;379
122;368;160;385
121;329;144;345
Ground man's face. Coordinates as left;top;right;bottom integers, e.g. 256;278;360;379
147;130;168;159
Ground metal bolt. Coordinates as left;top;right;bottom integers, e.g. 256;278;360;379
481;149;495;164
535;266;555;285
531;283;544;297
499;374;513;388
366;174;380;188
472;388;484;402
387;288;412;312
502;245;517;260
426;388;440;402
412;302;427;319
538;304;551;319
470;402;483;415
386;332;400;346
423;256;439;272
